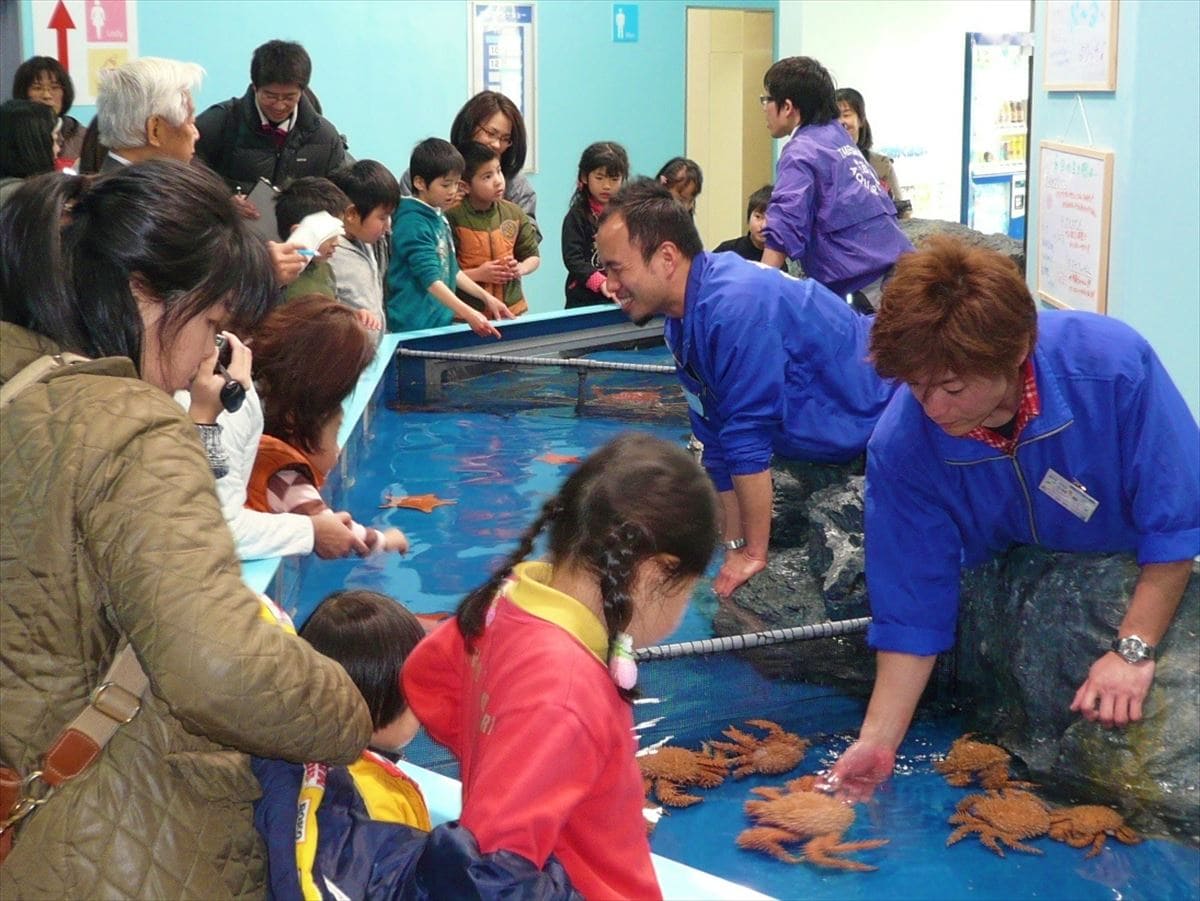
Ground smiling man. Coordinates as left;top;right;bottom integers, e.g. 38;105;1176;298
595;179;896;598
195;40;348;204
829;236;1200;800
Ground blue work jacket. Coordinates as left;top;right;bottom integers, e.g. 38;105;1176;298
865;311;1200;655
665;252;896;491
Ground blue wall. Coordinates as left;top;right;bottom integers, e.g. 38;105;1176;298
22;0;775;313
1027;0;1200;415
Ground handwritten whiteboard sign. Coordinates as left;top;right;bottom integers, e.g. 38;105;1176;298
1044;0;1118;91
1036;141;1113;313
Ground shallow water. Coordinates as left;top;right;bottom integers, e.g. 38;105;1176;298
294;349;1200;901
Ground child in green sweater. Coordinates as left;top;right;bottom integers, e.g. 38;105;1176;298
385;139;509;336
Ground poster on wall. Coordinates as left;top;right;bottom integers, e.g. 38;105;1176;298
1035;141;1114;314
469;2;537;172
1044;0;1118;91
31;0;139;106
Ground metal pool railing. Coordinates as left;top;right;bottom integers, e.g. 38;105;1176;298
397;346;676;374
636;616;872;661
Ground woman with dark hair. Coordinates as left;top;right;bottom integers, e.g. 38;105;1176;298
0;160;371;899
835;87;910;218
11;55;85;164
0;99;59;204
401;90;537;222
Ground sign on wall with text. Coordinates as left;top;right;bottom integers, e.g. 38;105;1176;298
1036;140;1114;314
469;2;537;172
31;0;139;106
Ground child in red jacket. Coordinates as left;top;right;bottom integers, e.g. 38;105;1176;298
403;433;720;899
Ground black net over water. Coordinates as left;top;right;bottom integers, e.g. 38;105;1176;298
392;345;691;423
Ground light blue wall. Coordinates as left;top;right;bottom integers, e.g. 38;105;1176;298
22;0;775;313
1027;0;1200;415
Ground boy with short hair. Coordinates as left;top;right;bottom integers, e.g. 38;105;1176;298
275;176;349;302
446;141;540;317
328;160;399;331
714;184;775;263
386;138;508;337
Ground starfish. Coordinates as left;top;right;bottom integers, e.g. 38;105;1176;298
536;453;582;465
379;493;457;513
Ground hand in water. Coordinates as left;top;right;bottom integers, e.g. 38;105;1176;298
821;740;896;802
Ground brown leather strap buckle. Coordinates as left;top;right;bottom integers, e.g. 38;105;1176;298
89;681;141;724
0;771;53;834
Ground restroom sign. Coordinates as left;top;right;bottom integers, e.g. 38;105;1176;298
32;0;139;105
613;4;638;43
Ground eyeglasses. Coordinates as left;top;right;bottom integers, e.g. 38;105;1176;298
759;94;774;107
477;125;513;148
258;89;301;104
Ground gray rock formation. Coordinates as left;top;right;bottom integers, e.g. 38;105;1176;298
899;217;1025;271
715;459;1200;841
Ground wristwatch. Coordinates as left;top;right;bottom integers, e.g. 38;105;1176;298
724;538;747;551
1111;635;1156;663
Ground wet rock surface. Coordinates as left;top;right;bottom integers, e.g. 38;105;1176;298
899;217;1026;271
714;460;1200;840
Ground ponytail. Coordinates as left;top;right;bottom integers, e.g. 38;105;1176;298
596;521;650;701
456;496;561;646
0;172;90;355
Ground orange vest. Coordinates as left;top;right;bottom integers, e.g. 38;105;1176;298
246;434;326;512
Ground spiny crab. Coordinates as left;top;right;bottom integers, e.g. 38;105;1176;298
946;788;1051;856
1048;804;1141;857
935;733;1033;790
737;776;889;870
709;719;810;779
638;745;730;807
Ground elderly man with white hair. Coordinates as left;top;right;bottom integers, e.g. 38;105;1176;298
96;57;203;171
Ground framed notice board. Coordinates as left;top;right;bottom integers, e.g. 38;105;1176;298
1035;141;1114;314
1044;0;1119;91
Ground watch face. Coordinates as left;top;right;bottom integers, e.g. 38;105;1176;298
1116;637;1149;662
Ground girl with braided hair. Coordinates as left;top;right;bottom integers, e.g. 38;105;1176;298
403;432;719;899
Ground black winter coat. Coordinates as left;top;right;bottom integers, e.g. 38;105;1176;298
195;86;348;192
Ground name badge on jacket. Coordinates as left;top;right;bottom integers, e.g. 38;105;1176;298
1038;469;1099;522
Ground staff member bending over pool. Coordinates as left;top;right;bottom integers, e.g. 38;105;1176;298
829;237;1200;800
596;179;897;598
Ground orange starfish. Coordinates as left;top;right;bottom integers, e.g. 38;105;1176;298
379;493;457;513
536;453;582;465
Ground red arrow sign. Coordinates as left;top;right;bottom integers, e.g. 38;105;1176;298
48;1;76;72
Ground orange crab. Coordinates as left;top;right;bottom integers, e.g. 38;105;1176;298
1048;804;1141;858
738;776;889;870
946;788;1051;857
638;746;730;808
709;719;810;779
935;733;1032;790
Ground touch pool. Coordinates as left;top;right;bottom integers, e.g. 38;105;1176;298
258;317;1199;901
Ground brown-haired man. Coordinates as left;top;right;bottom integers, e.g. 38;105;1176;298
828;236;1199;799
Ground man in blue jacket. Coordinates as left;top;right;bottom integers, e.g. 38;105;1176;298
596;179;897;597
828;236;1199;799
759;56;912;309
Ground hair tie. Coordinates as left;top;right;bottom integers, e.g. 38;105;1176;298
609;631;637;690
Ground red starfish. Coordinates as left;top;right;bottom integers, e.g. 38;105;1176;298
379;493;457;513
536;453;582;465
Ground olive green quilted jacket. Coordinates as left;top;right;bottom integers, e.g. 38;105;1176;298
0;323;372;898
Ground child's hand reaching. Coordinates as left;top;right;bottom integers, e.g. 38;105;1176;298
483;296;517;321
353;309;383;331
382;528;410;554
466;309;503;340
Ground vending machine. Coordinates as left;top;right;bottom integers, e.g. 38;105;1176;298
961;32;1033;239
